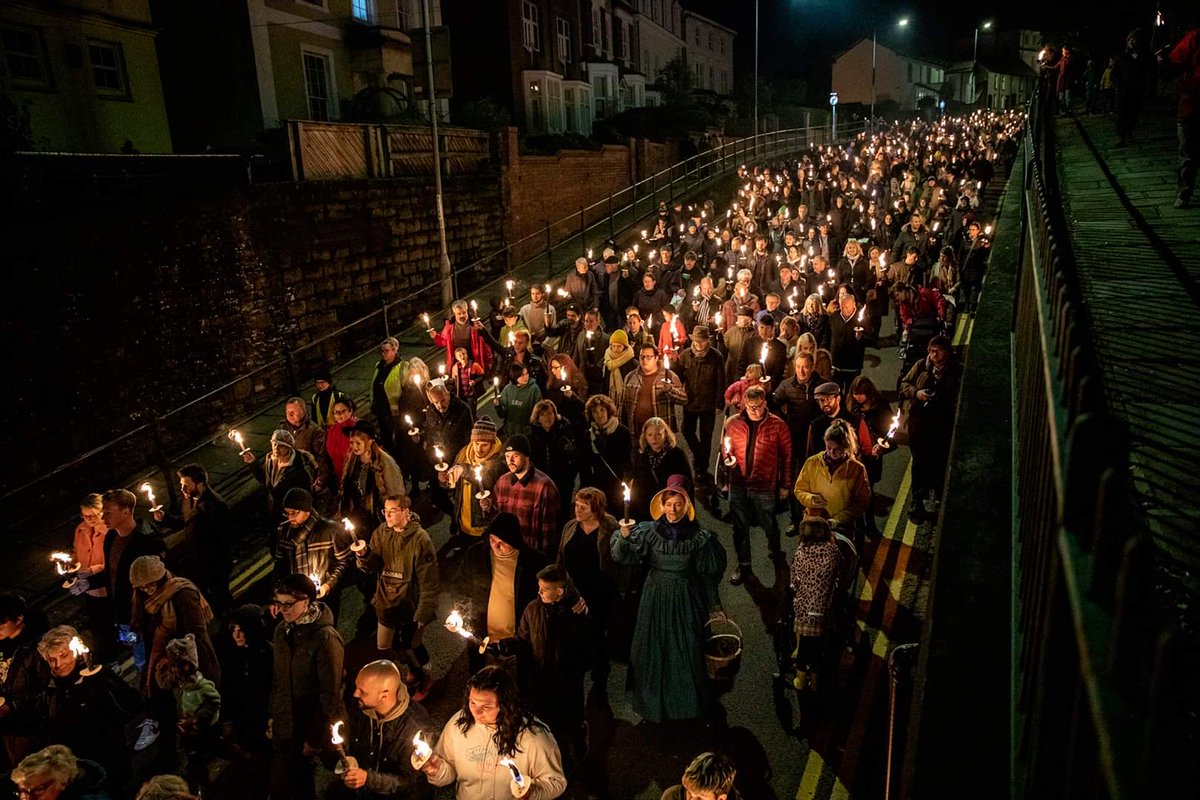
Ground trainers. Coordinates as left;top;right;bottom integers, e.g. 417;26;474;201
1175;196;1190;209
729;566;746;586
411;672;434;703
785;522;800;538
133;719;160;752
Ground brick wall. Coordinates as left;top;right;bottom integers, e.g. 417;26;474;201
1;175;504;495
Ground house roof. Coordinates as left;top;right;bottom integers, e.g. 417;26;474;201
946;55;1039;78
680;8;737;37
832;37;950;68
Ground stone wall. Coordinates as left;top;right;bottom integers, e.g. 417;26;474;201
1;174;504;495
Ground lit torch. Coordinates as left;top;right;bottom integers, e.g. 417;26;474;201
877;412;902;450
422;312;433;332
405;413;420;437
433;445;448;474
559;366;572;395
499;757;527;793
69;636;101;677
473;464;489;501
309;572;322;593
469;300;480;321
620;481;633;525
723;436;736;467
445;609;491;653
345;517;366;554
227;429;250;456
331;721;358;774
139;482;163;514
411;731;433;769
759;343;771;383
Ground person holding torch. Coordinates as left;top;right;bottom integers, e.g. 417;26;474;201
323;660;435;800
417;665;565;799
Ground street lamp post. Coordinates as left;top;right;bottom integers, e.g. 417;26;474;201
871;17;908;130
970;20;993;108
754;0;759;138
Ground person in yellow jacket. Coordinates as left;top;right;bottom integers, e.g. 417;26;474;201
793;419;870;537
440;417;507;557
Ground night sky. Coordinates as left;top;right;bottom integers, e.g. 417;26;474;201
684;0;1194;102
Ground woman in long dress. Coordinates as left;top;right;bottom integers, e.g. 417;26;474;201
611;474;727;723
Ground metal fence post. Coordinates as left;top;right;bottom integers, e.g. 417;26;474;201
382;299;390;338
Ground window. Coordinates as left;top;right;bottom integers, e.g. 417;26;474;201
522;1;539;52
907;62;913;82
302;50;334;120
1;26;48;87
351;0;373;22
694;26;700;45
547;77;563;131
709;65;713;89
708;32;713;51
601;10;610;53
720;36;725;55
643;49;650;76
564;86;578;132
556;17;571;64
592;6;601;48
528;80;545;130
87;41;127;96
619;21;630;62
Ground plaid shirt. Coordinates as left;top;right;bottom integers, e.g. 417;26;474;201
619;368;689;433
275;514;353;591
494;467;561;557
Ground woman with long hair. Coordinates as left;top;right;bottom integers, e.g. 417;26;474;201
419;665;566;799
545;353;587;431
529;399;579;507
602;330;637;406
799;293;829;349
611;475;726;723
846;375;895;537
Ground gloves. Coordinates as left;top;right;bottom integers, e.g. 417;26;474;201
68;577;90;596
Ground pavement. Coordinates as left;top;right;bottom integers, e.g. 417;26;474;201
1052;104;1200;606
14;125;1012;798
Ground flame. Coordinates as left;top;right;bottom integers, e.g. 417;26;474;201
858;307;865;323
622;482;631;504
434;446;443;461
413;731;432;760
505;280;514;292
493;377;500;388
68;636;89;658
446;610;473;639
886;413;901;439
714;312;722;327
342;518;354;533
413;374;423;387
499;757;525;785
50;551;73;564
309;572;321;590
331;720;345;746
760;343;768;364
663;354;670;371
508;332;515;347
470;300;478;314
404;415;413;427
559;367;567;382
228;430;245;448
472;465;483;485
422;313;431;327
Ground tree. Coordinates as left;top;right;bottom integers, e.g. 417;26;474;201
656;54;693;106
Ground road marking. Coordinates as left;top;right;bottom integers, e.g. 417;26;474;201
796;747;827;799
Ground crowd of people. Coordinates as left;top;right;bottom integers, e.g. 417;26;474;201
0;109;1021;799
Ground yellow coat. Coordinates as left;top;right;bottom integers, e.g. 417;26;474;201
793;452;871;526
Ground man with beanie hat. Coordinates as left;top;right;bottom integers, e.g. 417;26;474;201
326;659;434;799
487;434;562;558
275;487;353;621
441;417;506;555
242;428;318;523
452;513;546;671
269;573;345;800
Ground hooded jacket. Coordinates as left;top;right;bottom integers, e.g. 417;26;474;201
339;696;435;799
270;602;345;747
218;604;273;740
357;515;440;628
426;711;566;800
252;448;319;518
42;663;142;786
454;538;547;642
58;759;113;800
102;520;166;626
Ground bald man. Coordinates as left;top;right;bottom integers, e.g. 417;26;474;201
328;660;435;799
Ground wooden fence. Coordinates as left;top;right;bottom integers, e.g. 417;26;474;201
287;120;494;180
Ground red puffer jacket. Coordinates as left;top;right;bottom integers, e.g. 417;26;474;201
724;411;794;493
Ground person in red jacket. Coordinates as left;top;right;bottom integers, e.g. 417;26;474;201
429;300;493;377
721;385;792;585
1164;24;1200;208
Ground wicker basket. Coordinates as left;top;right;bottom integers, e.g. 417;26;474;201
703;617;743;683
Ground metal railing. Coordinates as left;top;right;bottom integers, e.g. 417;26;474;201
1011;86;1190;798
1;118;866;556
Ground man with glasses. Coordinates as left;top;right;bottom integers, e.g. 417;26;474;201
269;573;345;800
806;382;872;461
11;744;108;800
722;386;792;585
619;343;689;436
275;488;353;622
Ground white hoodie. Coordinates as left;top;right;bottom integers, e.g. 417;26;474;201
426;710;566;799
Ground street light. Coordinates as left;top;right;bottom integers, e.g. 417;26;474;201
971;20;993;107
871;17;910;129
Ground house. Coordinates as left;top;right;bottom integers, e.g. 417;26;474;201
151;0;450;153
0;0;172;153
831;38;947;111
681;7;734;96
946;56;1038;109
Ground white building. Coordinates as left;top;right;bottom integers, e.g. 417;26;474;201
681;8;734;95
831;38;946;111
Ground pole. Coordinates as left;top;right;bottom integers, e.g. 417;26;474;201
752;0;760;136
971;26;979;107
871;29;877;131
422;0;452;307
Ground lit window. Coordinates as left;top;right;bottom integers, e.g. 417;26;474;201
351;0;373;22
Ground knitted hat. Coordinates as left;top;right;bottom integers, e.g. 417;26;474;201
282;487;314;512
486;512;523;549
504;434;532;458
929;335;953;351
165;633;199;669
609;329;629;347
471;417;497;443
270;429;295;449
276;572;318;602
129;555;166;587
313;365;333;383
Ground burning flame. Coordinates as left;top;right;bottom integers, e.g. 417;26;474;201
469;300;478;315
422;313;431;328
446;610;472;639
331;721;345;746
413;374;423;387
434;446;443;461
760;343;768;364
68;636;89;658
472;465;483;485
139;482;156;506
413;731;432;761
342;518;354;533
499;757;525;786
559;367;568;382
724;436;732;454
886;414;901;439
404;415;414;427
309;572;321;590
228;430;245;449
858;307;866;323
663;354;671;371
622;482;631;504
714;312;722;327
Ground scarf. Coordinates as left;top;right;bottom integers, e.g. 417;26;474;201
604;345;634;400
657;518;691;544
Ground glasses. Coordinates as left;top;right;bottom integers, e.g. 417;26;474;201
17;780;56;798
274;598;304;610
745;403;766;412
332;408;352;417
639;355;657;361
